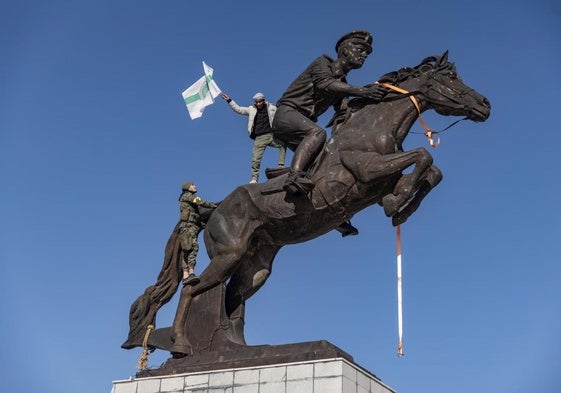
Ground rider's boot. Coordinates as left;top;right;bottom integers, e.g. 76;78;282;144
265;166;291;179
282;128;325;195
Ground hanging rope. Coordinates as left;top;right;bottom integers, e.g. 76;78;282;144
137;324;155;370
396;225;404;357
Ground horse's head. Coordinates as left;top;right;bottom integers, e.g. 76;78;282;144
414;51;491;122
378;51;491;122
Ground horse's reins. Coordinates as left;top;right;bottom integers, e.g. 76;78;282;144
375;81;467;148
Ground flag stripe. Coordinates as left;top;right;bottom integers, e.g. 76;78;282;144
184;92;201;105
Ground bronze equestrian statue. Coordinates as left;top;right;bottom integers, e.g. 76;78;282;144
122;51;490;359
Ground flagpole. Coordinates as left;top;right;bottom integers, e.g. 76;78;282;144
397;224;404;357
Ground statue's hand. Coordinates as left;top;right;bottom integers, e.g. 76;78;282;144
365;85;388;103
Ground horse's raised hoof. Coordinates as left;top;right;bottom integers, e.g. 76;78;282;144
382;194;401;217
170;342;192;357
392;212;408;227
170;332;193;356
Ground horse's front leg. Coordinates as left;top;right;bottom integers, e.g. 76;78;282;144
170;248;244;356
341;147;434;215
224;245;280;345
171;210;253;356
391;164;442;226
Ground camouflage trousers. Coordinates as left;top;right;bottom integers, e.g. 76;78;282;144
178;223;201;272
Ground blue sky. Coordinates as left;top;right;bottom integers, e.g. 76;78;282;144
1;1;560;392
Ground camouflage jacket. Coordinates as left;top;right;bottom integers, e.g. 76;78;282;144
179;191;215;226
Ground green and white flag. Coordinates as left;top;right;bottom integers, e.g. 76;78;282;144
182;61;222;120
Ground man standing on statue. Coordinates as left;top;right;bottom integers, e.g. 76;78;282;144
221;92;286;184
272;30;388;194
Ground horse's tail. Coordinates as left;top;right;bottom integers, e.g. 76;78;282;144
121;221;182;349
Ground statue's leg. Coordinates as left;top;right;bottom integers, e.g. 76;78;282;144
392;165;442;226
170;285;195;356
224;245;281;344
170;244;248;356
273;105;325;194
170;189;263;355
379;150;433;217
382;174;418;217
342;147;434;216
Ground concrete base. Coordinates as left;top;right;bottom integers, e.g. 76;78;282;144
112;357;395;393
137;340;355;377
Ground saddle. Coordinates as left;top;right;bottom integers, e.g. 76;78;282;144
261;148;327;196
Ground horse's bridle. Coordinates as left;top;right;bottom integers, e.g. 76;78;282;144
376;78;470;147
426;71;476;111
376;81;441;147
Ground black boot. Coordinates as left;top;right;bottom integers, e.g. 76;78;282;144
336;221;359;237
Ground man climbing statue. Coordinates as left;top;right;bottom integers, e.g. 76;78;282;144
178;181;217;286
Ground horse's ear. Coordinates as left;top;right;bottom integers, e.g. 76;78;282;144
439;50;449;65
421;55;437;65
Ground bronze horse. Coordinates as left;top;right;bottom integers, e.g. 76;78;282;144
121;52;490;355
166;51;490;355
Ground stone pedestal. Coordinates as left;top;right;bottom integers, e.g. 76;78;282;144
112;357;395;393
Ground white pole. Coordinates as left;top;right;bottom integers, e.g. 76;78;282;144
397;225;404;357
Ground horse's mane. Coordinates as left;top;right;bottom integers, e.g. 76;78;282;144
353;54;455;107
327;54;454;130
377;54;455;86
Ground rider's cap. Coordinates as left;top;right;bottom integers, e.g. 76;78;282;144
181;181;194;191
336;30;373;54
252;92;265;101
